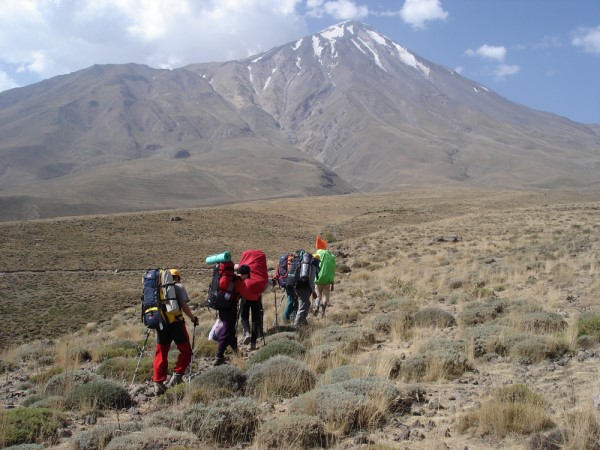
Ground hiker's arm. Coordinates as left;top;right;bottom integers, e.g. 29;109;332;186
180;301;198;325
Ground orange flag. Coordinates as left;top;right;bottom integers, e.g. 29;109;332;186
316;235;328;250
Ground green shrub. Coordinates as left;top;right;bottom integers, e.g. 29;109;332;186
255;414;327;449
457;300;506;326
66;379;132;410
3;444;45;450
194;335;218;358
372;311;414;334
520;312;567;333
182;397;260;445
96;340;139;361
104;426;199;450
321;364;361;384
306;342;349;374
398;347;471;382
310;324;376;352
329;308;361;325
248;339;306;366
266;331;300;343
290;377;401;435
379;297;419;314
96;356;152;382
0;408;65;447
458;383;553;437
577;312;600;340
418;338;467;354
29;367;63;385
577;334;597;349
245;355;316;400
508;334;569;364
413;307;456;328
0;359;16;374
44;369;101;396
187;365;246;403
464;324;510;357
72;422;142;450
25;396;65;410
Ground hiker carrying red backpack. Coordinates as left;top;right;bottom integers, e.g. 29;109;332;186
237;250;269;350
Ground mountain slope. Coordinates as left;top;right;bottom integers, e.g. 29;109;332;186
0;63;353;221
186;21;600;191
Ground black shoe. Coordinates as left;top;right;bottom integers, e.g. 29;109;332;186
213;356;225;366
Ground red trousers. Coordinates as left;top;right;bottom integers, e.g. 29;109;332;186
153;321;192;383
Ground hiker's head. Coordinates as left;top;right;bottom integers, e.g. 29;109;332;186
237;264;251;279
170;268;181;281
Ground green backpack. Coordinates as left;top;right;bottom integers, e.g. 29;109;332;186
315;249;335;285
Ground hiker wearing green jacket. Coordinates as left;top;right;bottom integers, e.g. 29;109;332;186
313;248;336;317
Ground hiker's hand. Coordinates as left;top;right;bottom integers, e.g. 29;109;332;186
192;316;199;326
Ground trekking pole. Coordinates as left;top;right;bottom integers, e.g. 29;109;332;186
131;329;151;387
272;287;278;328
260;296;266;345
188;323;197;383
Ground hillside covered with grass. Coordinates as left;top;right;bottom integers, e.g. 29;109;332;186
1;188;600;449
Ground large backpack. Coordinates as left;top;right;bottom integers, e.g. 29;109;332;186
286;250;316;288
238;249;269;299
315;249;336;285
275;253;293;288
141;268;182;330
206;261;238;310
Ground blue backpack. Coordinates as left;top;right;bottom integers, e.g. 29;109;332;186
141;269;163;330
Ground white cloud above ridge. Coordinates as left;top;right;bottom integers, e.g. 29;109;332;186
398;0;448;30
572;25;600;54
0;0;310;85
493;64;520;81
306;0;368;19
465;44;506;62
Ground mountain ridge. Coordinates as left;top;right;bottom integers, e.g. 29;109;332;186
0;21;598;221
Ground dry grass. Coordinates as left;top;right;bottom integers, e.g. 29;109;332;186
2;188;600;449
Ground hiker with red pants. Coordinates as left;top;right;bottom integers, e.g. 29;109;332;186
153;269;198;396
213;261;254;366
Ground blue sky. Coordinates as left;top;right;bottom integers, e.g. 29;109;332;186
1;0;599;124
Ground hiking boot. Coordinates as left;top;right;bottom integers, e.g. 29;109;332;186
312;308;320;317
213;356;225;366
154;381;167;396
242;332;251;345
166;372;184;388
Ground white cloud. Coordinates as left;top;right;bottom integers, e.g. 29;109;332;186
0;0;309;89
399;0;448;30
0;70;19;91
465;44;506;62
493;64;520;80
572;25;600;55
307;0;368;20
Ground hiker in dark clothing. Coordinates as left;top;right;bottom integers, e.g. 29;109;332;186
214;261;253;366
